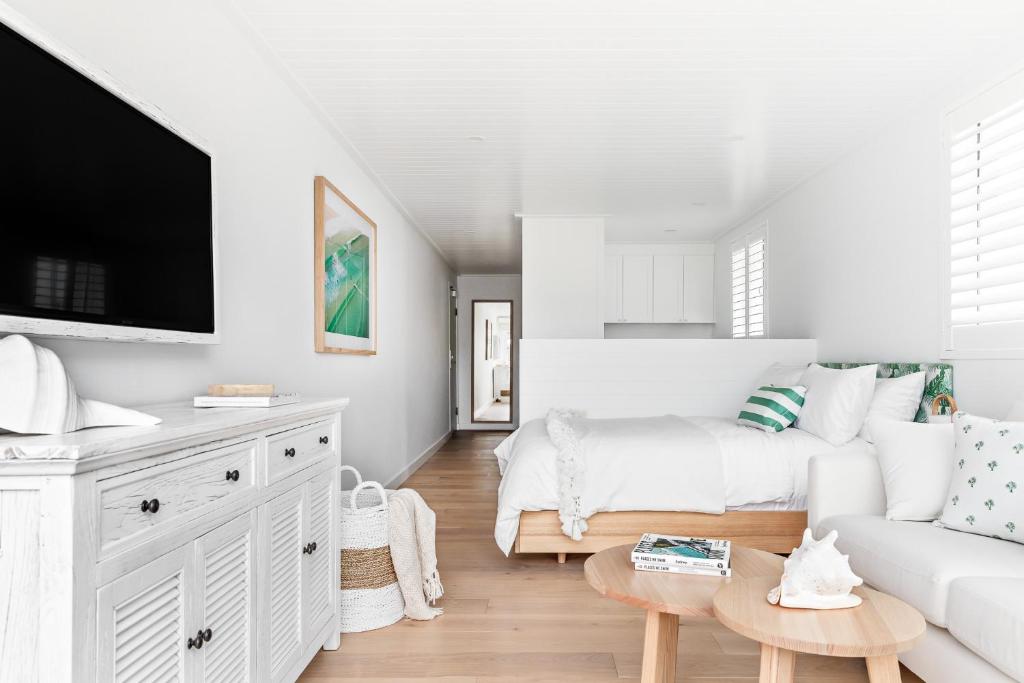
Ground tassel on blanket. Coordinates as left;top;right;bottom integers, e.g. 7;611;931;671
388;488;444;620
546;408;588;541
423;570;444;605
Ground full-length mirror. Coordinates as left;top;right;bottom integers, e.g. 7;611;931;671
472;300;513;423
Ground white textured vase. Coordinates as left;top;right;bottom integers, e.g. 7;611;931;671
0;334;161;435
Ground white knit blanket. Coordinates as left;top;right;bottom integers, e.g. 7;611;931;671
545;410;726;541
387;488;444;620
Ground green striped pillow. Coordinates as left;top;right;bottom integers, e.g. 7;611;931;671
737;385;807;432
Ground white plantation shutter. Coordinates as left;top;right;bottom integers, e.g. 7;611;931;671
732;225;767;338
948;71;1024;354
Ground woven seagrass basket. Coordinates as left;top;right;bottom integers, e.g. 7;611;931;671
338;467;404;632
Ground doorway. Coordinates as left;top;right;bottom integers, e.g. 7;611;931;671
448;284;458;431
471;300;513;424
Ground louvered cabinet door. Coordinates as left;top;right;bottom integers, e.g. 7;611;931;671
303;472;335;641
265;486;305;681
194;510;256;683
96;545;193;683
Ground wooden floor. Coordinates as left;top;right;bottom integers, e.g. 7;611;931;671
299;432;924;683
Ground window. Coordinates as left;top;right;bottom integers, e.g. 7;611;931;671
731;224;767;338
947;71;1024;355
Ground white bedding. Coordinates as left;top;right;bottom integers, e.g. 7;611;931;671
494;415;867;555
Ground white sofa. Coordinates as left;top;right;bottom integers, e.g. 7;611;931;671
808;449;1024;683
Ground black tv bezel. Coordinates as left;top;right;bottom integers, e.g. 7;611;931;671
0;9;219;344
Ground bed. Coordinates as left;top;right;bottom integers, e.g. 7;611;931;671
495;415;864;557
498;349;954;560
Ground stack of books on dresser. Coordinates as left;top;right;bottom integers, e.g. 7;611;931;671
630;533;732;577
193;384;300;408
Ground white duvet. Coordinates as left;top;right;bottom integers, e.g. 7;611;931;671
494;415;861;555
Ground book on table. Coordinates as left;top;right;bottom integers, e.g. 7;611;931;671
631;533;731;571
633;562;731;577
193;393;300;408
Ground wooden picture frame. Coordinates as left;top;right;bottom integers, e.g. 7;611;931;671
471;299;515;424
314;176;378;355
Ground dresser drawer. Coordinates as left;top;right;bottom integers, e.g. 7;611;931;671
98;440;257;557
265;419;335;485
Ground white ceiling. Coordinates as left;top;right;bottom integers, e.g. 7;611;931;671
234;0;1024;273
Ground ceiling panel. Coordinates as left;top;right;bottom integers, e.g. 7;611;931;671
232;0;1024;272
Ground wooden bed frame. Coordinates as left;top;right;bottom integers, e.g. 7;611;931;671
514;509;806;563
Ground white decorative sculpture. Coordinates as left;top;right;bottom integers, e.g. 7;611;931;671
0;334;160;435
767;528;863;609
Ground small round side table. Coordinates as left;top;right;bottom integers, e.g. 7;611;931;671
712;576;926;683
584;544;785;683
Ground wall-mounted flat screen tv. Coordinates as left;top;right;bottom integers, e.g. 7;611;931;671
0;18;216;342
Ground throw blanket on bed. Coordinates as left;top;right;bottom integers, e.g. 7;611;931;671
545;410;726;542
388;488;444;620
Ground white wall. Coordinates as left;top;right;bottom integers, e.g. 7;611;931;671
604;323;714;339
456;275;521;430
521;216;604;339
713;85;1024;418
3;0;454;485
520;338;818;423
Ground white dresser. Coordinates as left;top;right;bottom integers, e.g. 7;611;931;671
0;398;349;683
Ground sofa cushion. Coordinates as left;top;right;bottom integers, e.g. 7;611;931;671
947;577;1024;681
818;515;1024;626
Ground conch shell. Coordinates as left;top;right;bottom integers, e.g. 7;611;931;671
767;528;863;610
0;334;160;435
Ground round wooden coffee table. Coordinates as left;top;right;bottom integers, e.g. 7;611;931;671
713;576;926;683
584;544;784;683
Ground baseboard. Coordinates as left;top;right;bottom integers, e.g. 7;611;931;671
384;430;451;488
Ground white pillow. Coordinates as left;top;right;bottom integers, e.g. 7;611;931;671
795;364;878;446
858;371;927;442
936;413;1024;544
754;362;807;388
873;420;955;521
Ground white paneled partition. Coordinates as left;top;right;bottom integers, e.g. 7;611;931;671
519;338;817;422
521;216;605;339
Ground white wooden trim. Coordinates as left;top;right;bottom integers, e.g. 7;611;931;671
384;430;451;489
0;2;220;344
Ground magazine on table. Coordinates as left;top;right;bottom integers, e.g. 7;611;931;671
631;533;731;570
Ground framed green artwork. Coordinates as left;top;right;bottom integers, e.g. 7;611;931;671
314;176;377;355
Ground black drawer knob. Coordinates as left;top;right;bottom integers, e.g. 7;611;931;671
302;543;312;555
319;436;329;445
203;628;212;643
310;541;317;552
187;631;203;650
140;498;160;513
225;469;240;482
284;447;296;457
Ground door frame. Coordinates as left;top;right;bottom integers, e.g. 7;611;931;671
448;283;458;431
470;299;514;425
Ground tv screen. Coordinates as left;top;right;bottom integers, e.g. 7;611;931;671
0;20;215;336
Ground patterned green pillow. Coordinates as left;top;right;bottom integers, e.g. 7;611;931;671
935;413;1024;544
738;386;807;432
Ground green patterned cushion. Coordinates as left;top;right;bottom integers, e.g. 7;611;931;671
818;362;954;423
738;385;807;432
936;413;1024;544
